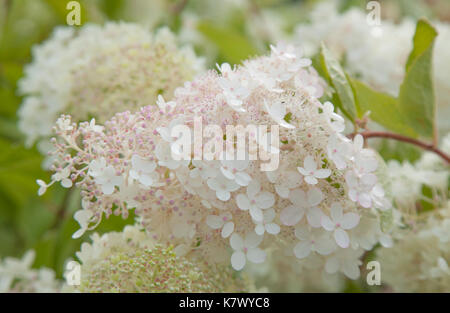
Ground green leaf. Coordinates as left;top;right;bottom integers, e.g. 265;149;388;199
319;43;357;122
398;19;437;139
197;21;260;65
350;78;417;137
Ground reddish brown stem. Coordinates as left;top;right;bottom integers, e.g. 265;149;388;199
353;131;450;164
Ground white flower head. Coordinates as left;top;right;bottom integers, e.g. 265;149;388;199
280;187;324;227
129;154;158;187
321;202;360;248
206;212;234;238
230;232;266;271
236;180;275;222
297;155;331;185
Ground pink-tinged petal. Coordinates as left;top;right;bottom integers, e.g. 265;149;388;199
265;223;280;235
345;171;358;188
231;251;246;270
297;167;309;176
230;233;244;250
361;173;377;187
304;175;318;185
256;191;275;209
236;194;251;211
325;257;339;274
321;215;335;231
221;222;234;238
306;207;323;228
330;202;344;223
303;155;317;172
307;187;324;206
348;189;358;202
341;213;360;230
315;168;331;179
247;248;266;264
280;205;304;226
293;241;311;259
244;232;263;248
359;192;372;208
334;228;350;248
206;215;223;229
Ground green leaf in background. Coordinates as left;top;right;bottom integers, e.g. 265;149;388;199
319;43;357;122
350;78;417;137
398;19;437;139
197;21;260;65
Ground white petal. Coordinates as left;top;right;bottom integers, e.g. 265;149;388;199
314;168;331;179
206;215;223;229
321;215;335;231
307;187;324;206
306;207;323;228
244;232;263;248
343;263;360;280
330;202;344;223
250;207;264;222
304;176;318;185
236;194;250;211
72;228;86;239
265;223;280;235
325;257;340;274
235;172;251;186
256;191;275;209
61;178;73;188
280;205;304;226
303;155;317;172
293;241;311;259
231;251;246;270
221;222;234;238
314;237;336;255
216;190;231;201
247;180;261;198
255;224;265;235
288;188;306;206
334;228;350;248
275;185;290;198
230;233;244;251
341;213;360;230
246;248;266;264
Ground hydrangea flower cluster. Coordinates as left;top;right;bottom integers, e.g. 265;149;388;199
294;2;450;133
40;43;392;279
0;250;62;293
18;22;204;148
376;202;450;292
72;225;252;293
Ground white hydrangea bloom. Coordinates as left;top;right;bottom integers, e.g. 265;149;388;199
18;22;204;151
294;2;450;133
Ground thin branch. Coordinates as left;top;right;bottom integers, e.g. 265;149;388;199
352;131;450;164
